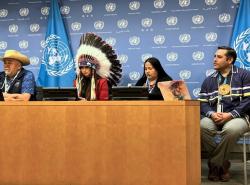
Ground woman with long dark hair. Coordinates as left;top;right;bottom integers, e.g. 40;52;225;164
136;57;172;100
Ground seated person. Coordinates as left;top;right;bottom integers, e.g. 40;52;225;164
75;33;122;100
0;50;36;101
135;57;172;100
75;55;109;100
199;46;250;182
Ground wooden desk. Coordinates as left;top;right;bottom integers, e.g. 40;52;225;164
0;101;200;185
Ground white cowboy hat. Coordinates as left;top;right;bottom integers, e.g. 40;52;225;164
0;50;30;66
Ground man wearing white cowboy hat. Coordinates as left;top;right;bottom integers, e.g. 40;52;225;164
0;50;36;101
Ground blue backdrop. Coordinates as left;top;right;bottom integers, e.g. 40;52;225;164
0;0;240;98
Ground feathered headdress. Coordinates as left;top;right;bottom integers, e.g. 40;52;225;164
75;32;122;86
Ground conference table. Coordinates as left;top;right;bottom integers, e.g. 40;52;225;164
0;100;200;185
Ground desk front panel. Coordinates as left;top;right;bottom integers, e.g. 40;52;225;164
0;101;200;185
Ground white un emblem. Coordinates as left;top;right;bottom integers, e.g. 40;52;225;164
129;71;140;80
179;34;191;43
105;37;116;46
205;32;217;42
154;35;165;45
193;88;201;98
117;19;128;29
30;57;40;66
71;22;81;31
192;15;204;25
94;21;104;30
233;28;250;68
166;16;178;26
118;54;128;64
82;4;93;14
19;8;29;17
219;13;231;23
19;40;29;49
42;34;74;76
30;24;40;33
166;52;178;62
154;0;165;9
141;53;153;62
129;1;140;11
129;36;140;46
0;41;7;50
205;0;217;6
192;51;204;61
105;3;116;12
141;18;152;28
41;7;49;16
0;9;8;18
9;24;18;33
179;70;191;80
179;0;190;7
60;6;70;15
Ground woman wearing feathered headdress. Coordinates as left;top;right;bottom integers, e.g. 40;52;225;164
75;33;122;100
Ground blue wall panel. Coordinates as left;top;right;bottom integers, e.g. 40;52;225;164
0;0;240;98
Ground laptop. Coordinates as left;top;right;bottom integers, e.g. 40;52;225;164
41;87;78;101
157;80;191;101
111;86;149;100
0;89;4;101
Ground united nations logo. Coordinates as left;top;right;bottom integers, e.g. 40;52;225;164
141;53;153;62
129;36;140;46
141;18;152;28
118;54;128;64
30;24;40;33
192;51;204;61
42;34;74;76
205;0;217;6
154;35;165;45
0;9;8;18
179;34;191;43
154;0;165;9
232;0;240;4
105;3;116;12
40;40;46;48
60;6;70;15
219;13;231;23
192;15;204;25
30;56;39;66
41;7;49;16
71;22;81;31
19;40;29;49
179;70;191;80
105;37;116;46
129;1;140;11
94;21;104;30
117;19;128;29
233;28;250;68
0;41;7;50
166;52;178;62
129;71;140;80
206;69;215;77
166;16;178;26
9;24;18;33
82;4;93;13
19;8;29;17
193;88;201;98
179;0;190;7
205;32;217;42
